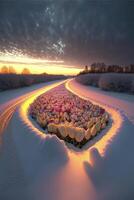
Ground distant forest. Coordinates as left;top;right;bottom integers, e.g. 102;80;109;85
79;63;134;75
0;65;31;75
0;66;66;91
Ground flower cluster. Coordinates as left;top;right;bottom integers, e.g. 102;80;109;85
29;85;109;148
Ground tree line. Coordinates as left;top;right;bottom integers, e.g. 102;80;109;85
0;66;31;74
0;65;67;91
0;73;66;91
79;63;134;75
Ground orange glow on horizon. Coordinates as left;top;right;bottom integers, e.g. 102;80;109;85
0;62;81;75
0;53;82;75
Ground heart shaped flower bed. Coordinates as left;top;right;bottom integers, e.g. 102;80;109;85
29;85;109;148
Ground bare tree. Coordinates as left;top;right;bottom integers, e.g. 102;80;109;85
9;66;16;74
1;66;9;74
22;68;31;75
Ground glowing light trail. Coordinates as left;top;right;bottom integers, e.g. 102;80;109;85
19;79;123;163
66;79;123;160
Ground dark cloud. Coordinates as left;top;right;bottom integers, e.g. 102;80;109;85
0;0;134;65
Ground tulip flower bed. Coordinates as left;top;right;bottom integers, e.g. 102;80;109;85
29;85;109;148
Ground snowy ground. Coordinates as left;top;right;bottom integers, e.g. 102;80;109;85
0;81;61;112
0;79;134;200
67;79;134;199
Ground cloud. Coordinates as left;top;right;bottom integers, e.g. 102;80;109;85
0;0;133;64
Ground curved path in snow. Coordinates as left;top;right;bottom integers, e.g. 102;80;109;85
68;79;134;124
0;80;65;136
66;79;123;156
66;79;134;200
0;78;134;200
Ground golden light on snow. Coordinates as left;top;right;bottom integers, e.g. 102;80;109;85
20;80;66;137
66;79;123;161
19;79;123;166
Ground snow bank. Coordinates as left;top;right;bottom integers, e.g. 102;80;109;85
99;73;134;93
0;110;69;200
12;110;69;178
0;74;65;91
76;73;100;87
1;79;134;200
76;73;134;94
84;117;134;200
68;79;134;200
66;79;123;156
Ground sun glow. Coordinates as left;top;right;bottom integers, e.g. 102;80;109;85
0;52;82;75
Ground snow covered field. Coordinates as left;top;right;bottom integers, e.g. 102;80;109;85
0;79;134;200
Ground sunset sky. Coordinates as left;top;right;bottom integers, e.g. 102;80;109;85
0;62;82;75
0;53;82;75
0;0;134;75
